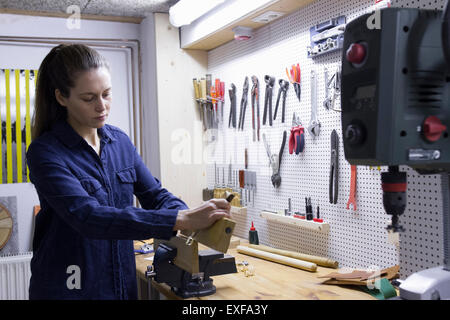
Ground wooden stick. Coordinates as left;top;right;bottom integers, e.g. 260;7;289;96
249;244;339;268
237;245;317;272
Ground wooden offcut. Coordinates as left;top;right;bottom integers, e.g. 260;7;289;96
237;245;317;272
181;218;236;253
249;244;339;268
319;265;400;286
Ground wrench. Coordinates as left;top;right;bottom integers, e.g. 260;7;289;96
308;70;321;137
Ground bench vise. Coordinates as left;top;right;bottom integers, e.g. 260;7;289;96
146;217;237;298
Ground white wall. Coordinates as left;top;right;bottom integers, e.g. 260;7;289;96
152;13;208;207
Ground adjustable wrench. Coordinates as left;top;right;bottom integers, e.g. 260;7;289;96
308;70;321;137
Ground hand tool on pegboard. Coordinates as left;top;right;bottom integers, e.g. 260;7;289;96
206;74;213;129
346;165;357;211
219;80;225;122
251;76;260;141
323;67;342;112
239;169;245;206
192;78;204;129
329;130;339;204
210;82;217;124
286;64;301;102
250;171;256;206
274;79;289;123
251;79;256;142
271;131;287;188
289;112;305;155
305;197;313;220
308;70;321;138
200;78;207;130
244;148;249;203
263;75;275;126
228;83;237;129
262;133;279;188
212;78;225;123
238;77;249;131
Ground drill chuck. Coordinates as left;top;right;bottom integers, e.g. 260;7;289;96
381;166;407;232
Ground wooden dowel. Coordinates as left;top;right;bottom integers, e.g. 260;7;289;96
237;245;317;272
249;244;339;268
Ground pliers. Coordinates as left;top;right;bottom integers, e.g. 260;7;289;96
329;129;339;204
251;76;260;141
289;113;305;155
274;79;289;123
238;77;249;131
263;75;275;126
228;83;237;128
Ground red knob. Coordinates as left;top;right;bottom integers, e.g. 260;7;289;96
423;116;447;142
346;43;366;64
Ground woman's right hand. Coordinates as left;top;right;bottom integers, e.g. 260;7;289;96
173;199;231;231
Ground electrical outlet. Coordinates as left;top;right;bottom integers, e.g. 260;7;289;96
251;11;285;24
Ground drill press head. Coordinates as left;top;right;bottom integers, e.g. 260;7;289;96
341;7;450;232
341;8;450;173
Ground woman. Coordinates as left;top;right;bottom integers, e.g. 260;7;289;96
26;44;230;300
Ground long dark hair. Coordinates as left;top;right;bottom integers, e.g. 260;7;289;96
32;44;110;139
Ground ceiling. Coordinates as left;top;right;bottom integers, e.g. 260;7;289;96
0;0;180;18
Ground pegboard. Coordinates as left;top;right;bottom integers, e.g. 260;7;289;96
205;0;446;278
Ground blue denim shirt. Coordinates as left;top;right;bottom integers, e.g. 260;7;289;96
26;120;188;300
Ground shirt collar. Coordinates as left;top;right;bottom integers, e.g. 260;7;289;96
51;120;116;148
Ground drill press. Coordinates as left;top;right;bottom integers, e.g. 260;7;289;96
341;5;450;299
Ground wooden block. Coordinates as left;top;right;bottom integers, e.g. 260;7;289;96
181;218;236;253
228;236;241;249
154;235;199;274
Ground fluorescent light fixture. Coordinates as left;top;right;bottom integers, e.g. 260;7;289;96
169;0;226;27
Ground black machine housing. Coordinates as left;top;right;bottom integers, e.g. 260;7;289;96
341;8;450;173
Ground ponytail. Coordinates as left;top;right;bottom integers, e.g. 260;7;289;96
32;44;109;139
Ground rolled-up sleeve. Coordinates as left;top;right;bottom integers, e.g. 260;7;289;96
27;141;182;240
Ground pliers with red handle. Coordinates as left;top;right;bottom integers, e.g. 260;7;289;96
289;113;305;155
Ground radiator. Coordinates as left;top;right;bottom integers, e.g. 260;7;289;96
0;252;32;300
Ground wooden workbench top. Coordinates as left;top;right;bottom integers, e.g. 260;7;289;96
134;239;376;300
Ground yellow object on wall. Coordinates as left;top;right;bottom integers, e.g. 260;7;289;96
0;69;37;184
